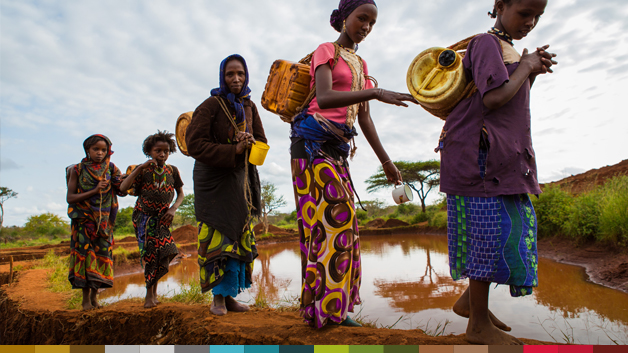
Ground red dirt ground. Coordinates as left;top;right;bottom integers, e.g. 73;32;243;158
0;268;550;345
365;218;386;228
171;224;198;244
382;219;410;228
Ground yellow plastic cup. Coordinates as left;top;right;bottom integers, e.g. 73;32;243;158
249;141;270;166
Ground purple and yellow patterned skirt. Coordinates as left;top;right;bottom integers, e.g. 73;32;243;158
447;194;538;297
291;157;362;328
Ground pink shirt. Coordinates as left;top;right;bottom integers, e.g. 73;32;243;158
307;42;374;125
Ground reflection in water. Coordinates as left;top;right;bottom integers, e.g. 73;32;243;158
373;249;466;313
249;243;299;305
100;233;628;344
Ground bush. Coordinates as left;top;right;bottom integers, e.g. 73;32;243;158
564;192;600;243
428;211;448;228
532;185;573;237
411;212;429;224
356;209;368;221
597;176;628;245
23;213;70;236
397;203;418;215
284;211;298;223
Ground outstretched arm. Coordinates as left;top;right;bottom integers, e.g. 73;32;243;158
314;64;416;109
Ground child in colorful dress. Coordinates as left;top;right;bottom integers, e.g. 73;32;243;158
120;130;184;308
437;0;557;345
67;134;126;310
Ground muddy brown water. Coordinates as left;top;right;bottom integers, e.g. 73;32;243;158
100;234;628;344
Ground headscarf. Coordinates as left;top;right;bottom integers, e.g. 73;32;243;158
210;54;251;132
69;134;122;236
330;0;377;32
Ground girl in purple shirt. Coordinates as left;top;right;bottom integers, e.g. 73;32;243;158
438;0;557;345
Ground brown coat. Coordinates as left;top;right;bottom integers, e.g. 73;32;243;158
185;96;267;168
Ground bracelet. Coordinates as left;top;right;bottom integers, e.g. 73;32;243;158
382;159;392;166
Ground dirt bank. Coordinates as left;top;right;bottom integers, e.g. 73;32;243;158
0;268;550;345
538;236;628;293
543;158;628;194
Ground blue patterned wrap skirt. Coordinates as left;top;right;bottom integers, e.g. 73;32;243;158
446;193;538;297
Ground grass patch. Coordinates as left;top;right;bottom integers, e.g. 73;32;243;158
112;246;139;266
256;232;294;241
253;290;270;309
417;318;452;336
161;277;212;305
33;250;82;309
0;236;61;249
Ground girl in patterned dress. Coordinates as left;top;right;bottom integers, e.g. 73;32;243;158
290;0;416;328
67;134;126;310
436;0;557;345
120;130;184;308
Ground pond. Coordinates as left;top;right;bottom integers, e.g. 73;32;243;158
100;233;628;344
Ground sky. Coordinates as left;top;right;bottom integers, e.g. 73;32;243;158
1;0;627;227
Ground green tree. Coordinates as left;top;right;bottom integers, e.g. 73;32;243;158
176;193;196;225
361;199;385;218
0;187;18;228
24;213;69;236
284;210;298;224
114;206;134;234
366;160;440;213
261;181;287;234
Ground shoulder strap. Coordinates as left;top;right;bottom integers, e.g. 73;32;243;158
295;43;345;115
212;96;240;131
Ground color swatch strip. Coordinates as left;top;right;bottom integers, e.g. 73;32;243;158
0;345;625;353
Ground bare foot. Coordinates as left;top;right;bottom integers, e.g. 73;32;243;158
145;286;156;309
90;289;102;309
225;296;249;312
211;295;227;316
466;322;523;345
81;288;94;310
454;288;511;331
152;283;160;305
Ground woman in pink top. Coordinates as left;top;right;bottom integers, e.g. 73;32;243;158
290;0;416;328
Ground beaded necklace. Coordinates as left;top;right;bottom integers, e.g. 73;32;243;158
152;164;167;189
488;27;514;46
334;41;357;54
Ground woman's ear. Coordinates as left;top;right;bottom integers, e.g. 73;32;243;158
495;0;505;16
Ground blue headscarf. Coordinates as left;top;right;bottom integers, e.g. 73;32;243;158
210;54;251;131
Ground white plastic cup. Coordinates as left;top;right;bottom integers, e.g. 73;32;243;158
392;184;413;205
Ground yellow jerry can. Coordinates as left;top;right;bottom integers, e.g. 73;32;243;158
175;111;193;156
407;48;468;120
261;59;312;123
